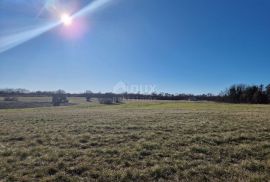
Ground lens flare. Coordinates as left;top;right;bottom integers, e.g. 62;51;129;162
60;13;73;26
0;0;114;54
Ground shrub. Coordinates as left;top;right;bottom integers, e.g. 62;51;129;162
85;90;92;102
86;96;91;102
52;90;68;106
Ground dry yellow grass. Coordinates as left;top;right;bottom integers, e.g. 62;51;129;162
1;99;270;181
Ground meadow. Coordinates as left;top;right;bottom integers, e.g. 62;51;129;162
1;98;270;181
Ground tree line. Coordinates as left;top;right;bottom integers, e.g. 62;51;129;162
1;84;270;104
220;84;270;104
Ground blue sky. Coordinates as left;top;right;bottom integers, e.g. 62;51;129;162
0;0;270;94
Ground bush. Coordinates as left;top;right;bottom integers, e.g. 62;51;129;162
85;90;92;102
86;96;91;102
4;97;18;101
52;90;68;106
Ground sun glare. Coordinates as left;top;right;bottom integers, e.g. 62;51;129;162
61;13;73;26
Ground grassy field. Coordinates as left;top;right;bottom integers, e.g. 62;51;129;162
1;98;270;181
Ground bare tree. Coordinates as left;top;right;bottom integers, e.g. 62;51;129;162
52;90;68;106
85;90;93;102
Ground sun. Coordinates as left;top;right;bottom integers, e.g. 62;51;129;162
60;13;73;26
